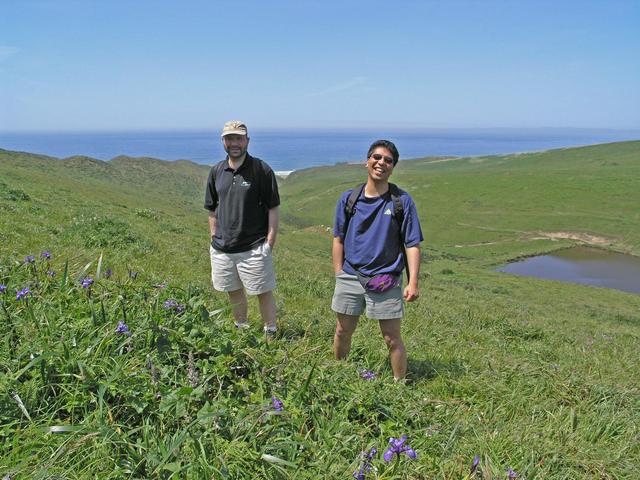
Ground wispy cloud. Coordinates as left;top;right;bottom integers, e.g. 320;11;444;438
306;76;369;97
0;46;19;62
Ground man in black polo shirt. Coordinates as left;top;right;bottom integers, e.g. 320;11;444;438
204;121;280;334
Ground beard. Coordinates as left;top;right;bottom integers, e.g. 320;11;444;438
224;144;247;160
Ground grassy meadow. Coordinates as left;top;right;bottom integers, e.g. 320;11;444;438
0;141;639;479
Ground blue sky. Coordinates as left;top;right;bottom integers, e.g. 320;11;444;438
1;0;639;131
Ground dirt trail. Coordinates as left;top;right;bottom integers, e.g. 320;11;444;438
529;231;612;245
453;229;614;248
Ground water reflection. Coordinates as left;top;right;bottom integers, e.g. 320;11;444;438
497;247;640;294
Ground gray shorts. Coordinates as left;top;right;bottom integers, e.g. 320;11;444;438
210;243;276;295
331;271;403;320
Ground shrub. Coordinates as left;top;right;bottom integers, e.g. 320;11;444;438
65;215;141;248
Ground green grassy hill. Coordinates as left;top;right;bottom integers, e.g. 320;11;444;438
281;141;640;263
1;142;639;479
0;148;211;282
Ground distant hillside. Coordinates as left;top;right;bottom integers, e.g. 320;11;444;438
0;148;210;202
2;140;639;273
280;140;640;262
0;149;212;280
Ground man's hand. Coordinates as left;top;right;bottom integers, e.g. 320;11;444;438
403;284;419;302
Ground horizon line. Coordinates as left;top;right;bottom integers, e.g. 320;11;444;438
2;126;640;135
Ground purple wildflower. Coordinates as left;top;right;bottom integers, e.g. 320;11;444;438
352;466;369;480
353;447;377;479
104;268;113;278
40;251;51;260
471;455;480;475
153;282;167;289
46;270;56;277
115;320;131;335
128;269;138;280
16;287;31;301
383;435;417;462
0;284;6;294
364;447;377;461
507;468;518;479
164;299;185;313
271;396;284;412
81;277;94;289
24;255;35;264
353;469;365;480
360;369;376;380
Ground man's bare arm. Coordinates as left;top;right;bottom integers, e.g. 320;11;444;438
332;236;344;274
403;245;421;302
208;210;217;237
267;206;279;248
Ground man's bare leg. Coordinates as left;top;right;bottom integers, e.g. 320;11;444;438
257;290;277;331
379;318;407;379
227;288;248;325
334;313;359;359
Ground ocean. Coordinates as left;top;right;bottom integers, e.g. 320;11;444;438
1;128;638;172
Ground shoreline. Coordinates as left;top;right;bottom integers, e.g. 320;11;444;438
2;132;639;173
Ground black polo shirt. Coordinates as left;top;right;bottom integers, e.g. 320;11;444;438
204;154;280;253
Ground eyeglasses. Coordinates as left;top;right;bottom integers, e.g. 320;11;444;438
370;153;394;165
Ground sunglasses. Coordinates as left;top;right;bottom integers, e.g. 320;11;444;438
370;153;394;164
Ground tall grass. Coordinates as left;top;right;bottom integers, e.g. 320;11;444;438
1;143;639;478
0;252;438;478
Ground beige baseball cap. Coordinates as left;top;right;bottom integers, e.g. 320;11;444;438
221;120;248;137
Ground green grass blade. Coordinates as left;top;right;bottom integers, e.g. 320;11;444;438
60;259;69;289
294;360;317;401
96;252;103;279
260;454;297;468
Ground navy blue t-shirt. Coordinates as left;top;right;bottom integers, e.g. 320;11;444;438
333;187;423;277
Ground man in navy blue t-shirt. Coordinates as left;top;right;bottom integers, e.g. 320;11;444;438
332;139;423;380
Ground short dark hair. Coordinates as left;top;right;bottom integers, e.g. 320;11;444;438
367;139;399;166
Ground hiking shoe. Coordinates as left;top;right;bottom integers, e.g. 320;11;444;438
234;321;250;330
263;326;277;337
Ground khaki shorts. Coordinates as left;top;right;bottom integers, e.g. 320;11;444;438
210;243;276;295
331;271;403;320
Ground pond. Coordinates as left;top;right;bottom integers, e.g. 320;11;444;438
496;246;640;294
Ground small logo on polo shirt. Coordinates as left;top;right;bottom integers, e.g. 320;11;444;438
384;208;392;215
241;181;251;187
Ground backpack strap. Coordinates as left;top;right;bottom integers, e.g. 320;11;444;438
342;182;411;283
209;160;227;209
213;160;226;183
342;183;366;239
389;183;410;283
388;183;404;230
250;156;265;208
